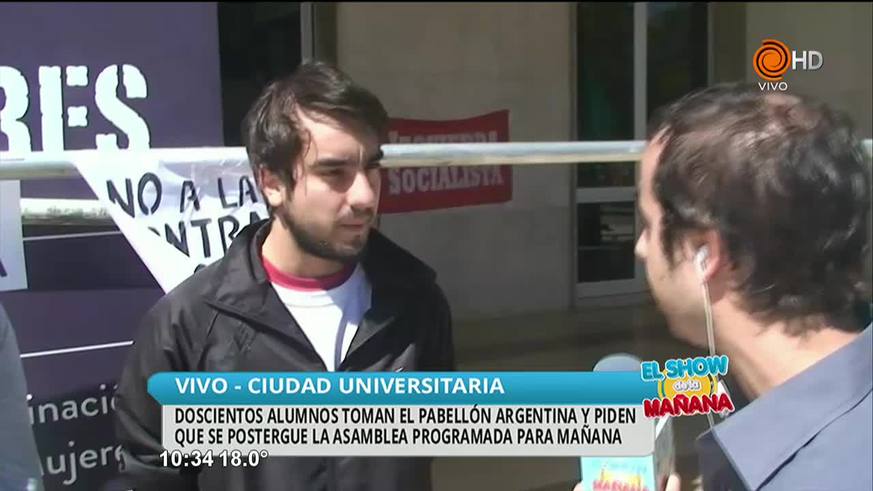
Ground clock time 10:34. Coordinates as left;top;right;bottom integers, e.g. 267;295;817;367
160;449;269;468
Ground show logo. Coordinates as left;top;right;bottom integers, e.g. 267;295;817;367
640;355;734;418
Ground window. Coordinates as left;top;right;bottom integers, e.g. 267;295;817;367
218;2;303;146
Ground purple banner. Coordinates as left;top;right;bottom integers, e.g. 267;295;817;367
0;2;223;197
0;3;224;489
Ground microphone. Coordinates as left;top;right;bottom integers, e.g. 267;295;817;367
579;354;675;491
592;353;644;372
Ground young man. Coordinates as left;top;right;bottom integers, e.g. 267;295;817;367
114;61;455;491
635;84;872;490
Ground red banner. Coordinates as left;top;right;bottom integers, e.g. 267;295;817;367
379;110;512;213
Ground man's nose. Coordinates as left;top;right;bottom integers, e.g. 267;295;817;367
347;170;378;211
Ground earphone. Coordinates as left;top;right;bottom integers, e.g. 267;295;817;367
694;244;721;429
695;246;710;277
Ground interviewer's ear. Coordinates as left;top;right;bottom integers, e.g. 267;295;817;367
695;246;710;278
687;231;725;284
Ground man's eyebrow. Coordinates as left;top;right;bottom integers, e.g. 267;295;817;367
312;157;350;169
312;150;383;169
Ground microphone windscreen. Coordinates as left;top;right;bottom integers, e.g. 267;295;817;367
592;353;642;372
581;353;676;491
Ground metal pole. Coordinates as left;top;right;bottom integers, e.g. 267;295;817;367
0;141;648;181
7;140;873;225
3;140;869;182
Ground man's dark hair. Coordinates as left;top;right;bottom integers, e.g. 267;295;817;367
242;60;389;190
648;83;871;329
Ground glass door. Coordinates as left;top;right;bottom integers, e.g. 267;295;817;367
575;3;644;298
575;2;708;300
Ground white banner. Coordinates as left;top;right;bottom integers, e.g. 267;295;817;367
161;405;655;457
72;151;268;292
0;181;27;292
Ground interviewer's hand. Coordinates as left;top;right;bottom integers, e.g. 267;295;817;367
573;473;681;491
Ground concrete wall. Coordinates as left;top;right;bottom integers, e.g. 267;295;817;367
745;2;873;137
336;2;574;319
711;2;872;137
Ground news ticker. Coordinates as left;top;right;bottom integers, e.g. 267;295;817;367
150;372;666;459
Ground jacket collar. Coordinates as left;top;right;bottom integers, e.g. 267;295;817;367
201;219;436;357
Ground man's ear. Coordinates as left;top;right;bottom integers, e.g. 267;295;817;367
258;167;287;209
687;230;726;284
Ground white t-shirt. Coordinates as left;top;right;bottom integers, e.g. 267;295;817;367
264;259;372;371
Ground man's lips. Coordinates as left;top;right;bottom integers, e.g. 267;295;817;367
339;221;370;229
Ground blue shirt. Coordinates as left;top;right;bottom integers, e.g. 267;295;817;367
697;326;872;490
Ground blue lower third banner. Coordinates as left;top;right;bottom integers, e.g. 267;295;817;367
150;372;659;458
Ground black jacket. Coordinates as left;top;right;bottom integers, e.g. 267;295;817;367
114;220;455;491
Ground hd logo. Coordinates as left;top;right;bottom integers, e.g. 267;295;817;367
753;38;823;91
